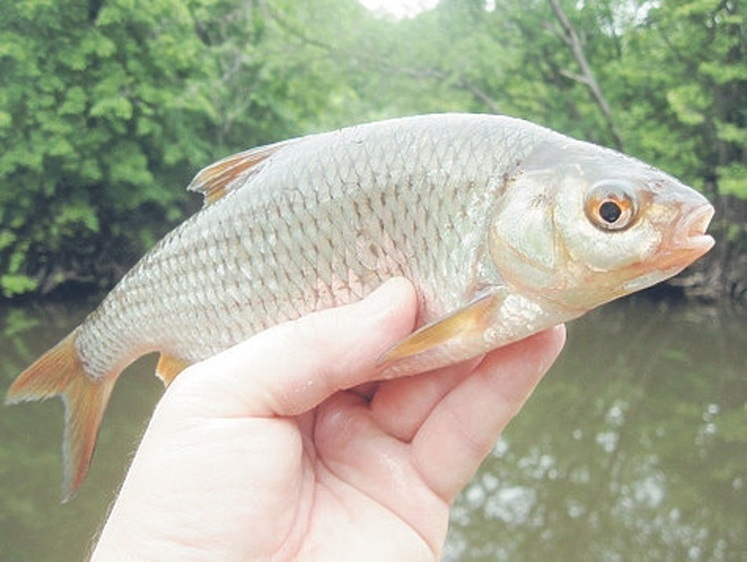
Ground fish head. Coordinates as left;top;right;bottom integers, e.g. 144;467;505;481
489;140;715;311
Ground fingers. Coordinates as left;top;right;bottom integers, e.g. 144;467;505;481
368;357;482;442
411;325;566;501
164;278;418;418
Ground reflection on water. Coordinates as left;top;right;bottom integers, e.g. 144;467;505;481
445;300;746;562
0;301;162;561
1;298;745;561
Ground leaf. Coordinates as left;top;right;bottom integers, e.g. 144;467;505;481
717;164;747;198
89;96;133;121
699;61;747;84
0;230;16;250
715;122;747;145
666;85;708;126
58;87;87;116
106;142;154;190
0;275;38;298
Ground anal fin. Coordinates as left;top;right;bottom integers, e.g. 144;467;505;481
156;353;190;386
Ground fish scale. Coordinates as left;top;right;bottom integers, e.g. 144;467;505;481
6;113;714;500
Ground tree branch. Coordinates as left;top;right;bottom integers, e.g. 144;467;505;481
547;0;625;150
380;64;503;114
457;78;502;114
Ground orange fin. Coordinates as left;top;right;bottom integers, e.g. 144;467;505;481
155;353;189;386
379;290;503;366
187;139;295;206
5;330;116;502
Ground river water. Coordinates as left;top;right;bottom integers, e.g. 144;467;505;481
0;297;745;561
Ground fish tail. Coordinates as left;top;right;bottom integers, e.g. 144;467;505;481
5;330;116;501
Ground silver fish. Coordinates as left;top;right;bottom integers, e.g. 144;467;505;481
6;113;714;499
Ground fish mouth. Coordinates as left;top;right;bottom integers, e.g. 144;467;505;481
678;203;715;256
658;203;715;270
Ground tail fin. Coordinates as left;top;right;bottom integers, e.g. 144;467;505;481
5;330;116;501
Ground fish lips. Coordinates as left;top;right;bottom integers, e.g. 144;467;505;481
674;202;715;255
656;202;715;272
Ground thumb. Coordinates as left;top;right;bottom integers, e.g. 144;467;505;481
163;278;418;418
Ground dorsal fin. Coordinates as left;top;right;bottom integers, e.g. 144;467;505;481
187;138;295;206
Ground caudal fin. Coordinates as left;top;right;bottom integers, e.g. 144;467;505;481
5;330;115;501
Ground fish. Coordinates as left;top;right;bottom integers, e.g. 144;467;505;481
6;113;714;500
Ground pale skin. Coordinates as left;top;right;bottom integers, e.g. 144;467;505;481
91;278;566;561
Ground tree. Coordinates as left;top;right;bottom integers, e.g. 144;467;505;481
0;0;218;296
1;0;743;299
611;0;746;299
0;0;356;298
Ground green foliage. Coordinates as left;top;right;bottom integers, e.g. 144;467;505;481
718;163;747;198
0;0;352;297
0;0;744;298
1;0;206;296
617;0;746;189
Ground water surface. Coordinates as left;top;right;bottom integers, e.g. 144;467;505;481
1;298;744;560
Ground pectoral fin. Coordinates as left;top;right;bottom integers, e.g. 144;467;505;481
379;289;503;367
156;354;190;386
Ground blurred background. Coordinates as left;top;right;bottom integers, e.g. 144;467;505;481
1;0;745;560
0;0;744;300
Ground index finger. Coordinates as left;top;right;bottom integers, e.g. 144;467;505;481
412;325;566;501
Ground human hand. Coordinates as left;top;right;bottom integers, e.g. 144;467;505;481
91;278;565;561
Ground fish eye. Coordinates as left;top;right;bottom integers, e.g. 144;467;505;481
584;180;637;231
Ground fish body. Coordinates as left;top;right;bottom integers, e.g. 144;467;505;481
6;114;714;499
